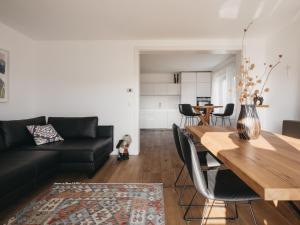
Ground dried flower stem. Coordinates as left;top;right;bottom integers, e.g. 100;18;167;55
242;21;254;58
259;59;281;96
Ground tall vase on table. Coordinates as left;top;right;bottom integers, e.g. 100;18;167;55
236;21;283;140
237;104;261;140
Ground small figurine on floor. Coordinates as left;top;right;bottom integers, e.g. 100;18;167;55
116;134;132;161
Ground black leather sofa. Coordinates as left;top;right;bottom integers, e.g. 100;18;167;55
0;116;113;209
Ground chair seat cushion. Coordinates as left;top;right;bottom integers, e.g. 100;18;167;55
213;113;225;116
0;160;35;196
0;151;59;176
204;169;260;201
13;138;112;163
197;151;222;168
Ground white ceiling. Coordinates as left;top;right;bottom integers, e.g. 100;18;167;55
0;0;300;40
140;51;234;73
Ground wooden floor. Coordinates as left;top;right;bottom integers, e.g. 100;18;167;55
0;130;300;224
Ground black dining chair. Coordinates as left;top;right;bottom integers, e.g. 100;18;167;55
213;103;234;126
178;132;260;224
172;123;222;209
173;123;222;187
179;104;201;127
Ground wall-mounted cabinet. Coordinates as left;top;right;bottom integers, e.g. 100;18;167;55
180;72;212;105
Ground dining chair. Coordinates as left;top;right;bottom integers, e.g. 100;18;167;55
179;104;201;127
213;103;234;126
172;123;222;208
178;131;260;224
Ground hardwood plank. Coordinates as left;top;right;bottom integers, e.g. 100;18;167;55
187;126;300;201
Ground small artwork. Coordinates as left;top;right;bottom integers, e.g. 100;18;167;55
0;49;8;102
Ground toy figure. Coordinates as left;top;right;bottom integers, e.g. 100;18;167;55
116;134;132;161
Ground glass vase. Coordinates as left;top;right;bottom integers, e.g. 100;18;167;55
237;104;261;140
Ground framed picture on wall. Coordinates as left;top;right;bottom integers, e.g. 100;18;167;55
0;49;8;102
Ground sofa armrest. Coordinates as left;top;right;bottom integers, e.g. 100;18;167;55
282;120;300;139
97;126;114;139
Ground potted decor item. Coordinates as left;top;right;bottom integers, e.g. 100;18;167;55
236;22;282;140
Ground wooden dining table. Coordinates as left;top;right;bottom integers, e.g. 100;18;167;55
186;125;300;201
192;105;223;125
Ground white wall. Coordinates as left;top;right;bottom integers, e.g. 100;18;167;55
0;22;37;119
261;18;300;133
35;41;139;154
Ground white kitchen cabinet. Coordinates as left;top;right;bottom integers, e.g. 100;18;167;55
140;110;168;129
180;82;196;104
196;82;211;97
196;72;212;97
140;109;181;129
196;72;211;83
180;72;197;104
181;72;196;82
166;110;182;128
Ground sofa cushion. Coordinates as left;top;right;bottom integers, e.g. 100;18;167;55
27;124;64;145
0;150;59;177
0;160;35;196
0;116;46;149
48;117;98;139
15;138;112;163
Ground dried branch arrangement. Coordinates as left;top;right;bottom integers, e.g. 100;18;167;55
238;22;283;105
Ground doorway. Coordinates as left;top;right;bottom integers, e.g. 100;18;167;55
138;50;238;131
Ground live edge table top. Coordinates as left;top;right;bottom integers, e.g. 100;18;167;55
187;126;300;201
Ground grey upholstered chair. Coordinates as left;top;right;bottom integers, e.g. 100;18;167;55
178;131;260;224
172;123;222;210
172;123;221;187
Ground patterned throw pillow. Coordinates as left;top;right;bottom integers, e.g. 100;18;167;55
27;124;64;145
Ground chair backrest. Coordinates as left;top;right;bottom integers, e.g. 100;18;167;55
178;104;194;116
223;103;234;116
180;131;210;199
177;128;194;181
172;123;184;163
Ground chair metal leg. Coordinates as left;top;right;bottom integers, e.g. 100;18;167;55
183;190;198;220
222;117;225;126
174;164;185;188
178;173;189;205
249;201;258;225
234;202;239;219
184;198;238;221
228;117;231;127
180;115;183;127
202;200;215;225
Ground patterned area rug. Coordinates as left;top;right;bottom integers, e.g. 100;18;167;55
6;183;165;225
